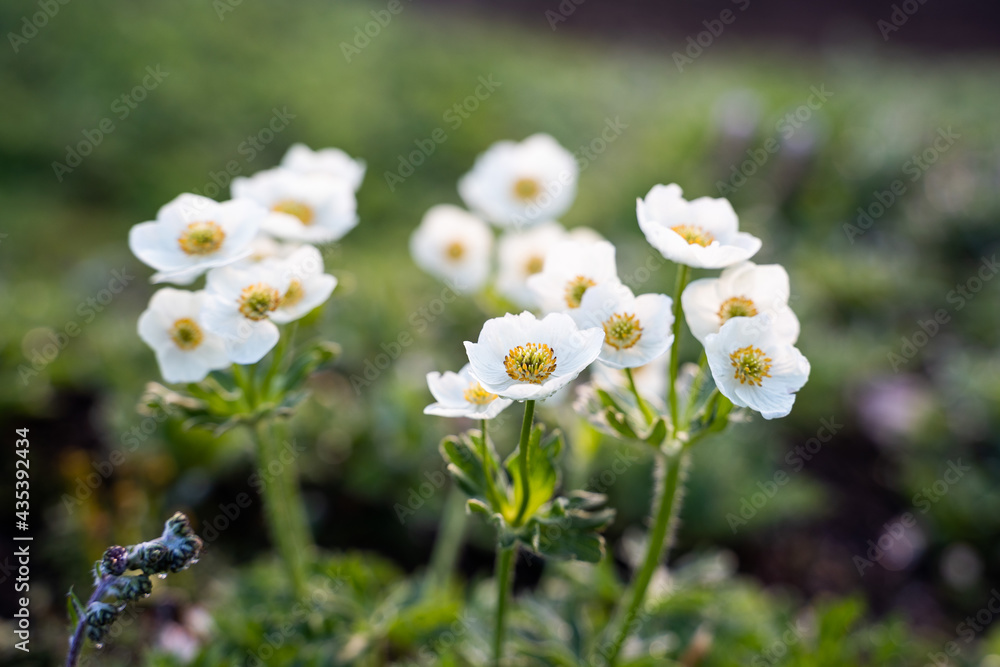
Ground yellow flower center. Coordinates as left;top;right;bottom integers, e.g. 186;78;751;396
729;345;773;387
445;241;466;261
512;177;542;202
564;275;596;309
282;279;305;308
525;254;545;275
169;318;203;350
504;343;557;385
238;283;282;321
178;221;226;256
670;224;715;247
272;200;315;226
603;312;643;350
717;296;758;324
463;381;497;405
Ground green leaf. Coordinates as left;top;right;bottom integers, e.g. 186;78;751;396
642;417;668;446
66;587;84;628
505;425;562;523
441;430;508;513
526;493;616;562
604;407;639;440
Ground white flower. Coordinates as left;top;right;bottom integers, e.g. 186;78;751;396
232;167;357;243
458;133;578;229
637;183;761;269
705;315;810;420
234;237;299;268
465;311;604;401
424;363;513;420
129;194;263;284
570;283;674;369
410;204;493;293
681;261;800;345
526;239;621;313
496;221;567;308
281;143;366;192
264;245;338;323
137;289;229;383
200;265;291;364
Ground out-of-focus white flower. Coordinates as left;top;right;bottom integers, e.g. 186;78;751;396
459;133;578;229
637;184;761;269
232;167;357;243
234;237;299;267
137;289;229;383
496;222;567;308
570;283;674;369
526;239;621;313
265;245;337;323
200;265;291;364
410;204;493;293
465;311;604;401
281;143;366;192
705;315;809;420
424;363;513;420
129;194;263;285
682;261;799;345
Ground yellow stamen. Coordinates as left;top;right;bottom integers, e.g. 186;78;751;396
670;224;715;247
178;221;225;256
564;275;596;309
504;342;557;384
445;241;465;261
717;296;758;324
238;283;282;321
272;200;315;226
729;345;772;387
282;279;305;308
603;312;643;350
463;382;497;405
525;255;545;275
169;318;203;350
512;177;541;202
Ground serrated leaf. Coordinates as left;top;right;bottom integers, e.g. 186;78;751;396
441;436;487;501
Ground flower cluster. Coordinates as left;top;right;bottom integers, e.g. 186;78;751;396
69;513;203;652
130;144;362;382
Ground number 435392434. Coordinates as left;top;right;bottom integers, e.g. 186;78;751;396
15;428;29;527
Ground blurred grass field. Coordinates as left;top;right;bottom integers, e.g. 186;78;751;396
2;0;1000;664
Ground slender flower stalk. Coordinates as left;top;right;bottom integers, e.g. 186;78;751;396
493;545;516;667
667;265;691;434
624;368;654;425
513;400;536;526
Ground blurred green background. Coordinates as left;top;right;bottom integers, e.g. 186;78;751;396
2;0;1000;664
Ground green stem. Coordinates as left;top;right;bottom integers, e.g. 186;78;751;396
493;546;516;667
667;265;691;436
252;418;311;599
232;363;253;411
682;350;709;424
601;444;690;665
261;325;292;401
624;367;654;425
513;400;536;527
427;484;468;590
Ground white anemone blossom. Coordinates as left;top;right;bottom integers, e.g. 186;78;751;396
264;244;338;323
465;311;604;401
496;222;567;309
129;194;264;285
526;239;621;314
280;143;366;192
682;261;800;345
637;183;761;269
570;283;674;369
232;166;358;243
410;204;493;293
424;363;513;420
458;133;578;229
200;264;291;364
137;288;229;383
705;315;810;420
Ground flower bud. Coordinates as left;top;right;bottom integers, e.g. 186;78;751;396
100;546;129;577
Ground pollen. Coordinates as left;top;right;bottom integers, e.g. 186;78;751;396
463;381;497;405
603;312;643;350
717;295;758;324
445;241;466;261
178;221;225;256
670;224;715;247
169;318;204;350
272;200;315;226
238;283;282;321
729;345;772;387
524;254;545;275
282;279;305;308
504;342;557;385
564;275;597;308
512;177;542;202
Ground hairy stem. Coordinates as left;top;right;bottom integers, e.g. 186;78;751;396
493;545;516;667
65;577;111;667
